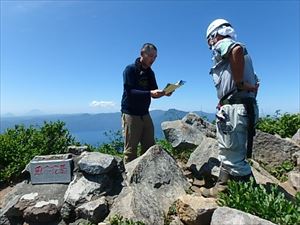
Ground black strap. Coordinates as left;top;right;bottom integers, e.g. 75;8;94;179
220;97;256;158
244;102;256;158
219;89;237;105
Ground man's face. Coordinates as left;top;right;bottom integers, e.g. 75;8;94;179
207;34;223;49
141;49;157;68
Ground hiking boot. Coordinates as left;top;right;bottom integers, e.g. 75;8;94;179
200;183;227;198
200;168;230;198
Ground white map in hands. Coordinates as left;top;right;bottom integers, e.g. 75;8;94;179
163;80;186;94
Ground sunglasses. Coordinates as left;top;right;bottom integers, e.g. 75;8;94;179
207;31;218;41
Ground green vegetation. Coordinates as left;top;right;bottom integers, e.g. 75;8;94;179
218;179;300;225
164;201;178;225
156;139;194;163
257;111;300;138
109;215;145;225
95;130;124;157
0;121;78;183
263;160;295;182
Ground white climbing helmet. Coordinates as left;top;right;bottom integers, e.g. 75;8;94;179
206;19;231;39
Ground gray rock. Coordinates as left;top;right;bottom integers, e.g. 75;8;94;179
187;137;220;177
7;196;37;218
60;202;75;222
0;215;10;225
161;120;205;149
125;145;190;190
78;152;117;175
0;194;21;222
23;201;59;223
292;151;300;169
176;194;217;225
64;174;111;206
250;160;280;185
292;128;300;146
182;113;216;138
75;196;108;224
253;130;300;167
162;113;216;150
0;182;68;224
107;145;190;225
68;145;89;155
211;207;276;225
288;171;300;191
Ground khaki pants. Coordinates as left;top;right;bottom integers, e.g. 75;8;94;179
122;113;155;163
216;103;258;176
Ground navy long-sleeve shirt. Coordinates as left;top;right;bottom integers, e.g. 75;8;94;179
121;58;158;116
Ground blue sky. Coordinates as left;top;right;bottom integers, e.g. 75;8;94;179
1;0;299;116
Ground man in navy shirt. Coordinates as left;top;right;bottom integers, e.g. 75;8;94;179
121;43;170;163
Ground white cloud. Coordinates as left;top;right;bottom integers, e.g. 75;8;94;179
89;100;116;108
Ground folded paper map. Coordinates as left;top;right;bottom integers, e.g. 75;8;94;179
163;80;186;94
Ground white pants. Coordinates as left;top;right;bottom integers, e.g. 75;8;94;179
216;103;258;176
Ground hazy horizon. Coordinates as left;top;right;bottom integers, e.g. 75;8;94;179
1;108;211;118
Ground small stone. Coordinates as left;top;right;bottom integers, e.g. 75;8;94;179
192;179;205;187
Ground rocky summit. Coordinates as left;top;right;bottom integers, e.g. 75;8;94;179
1;113;299;225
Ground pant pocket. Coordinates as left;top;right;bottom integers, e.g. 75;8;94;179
216;107;238;150
235;105;248;132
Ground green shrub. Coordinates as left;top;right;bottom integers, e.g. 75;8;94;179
156;139;174;154
109;215;145;225
156;139;194;163
95;130;123;157
218;179;300;225
263;160;295;182
0;121;77;183
257;111;300;138
164;201;178;225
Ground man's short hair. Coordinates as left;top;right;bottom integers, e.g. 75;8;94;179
141;43;157;54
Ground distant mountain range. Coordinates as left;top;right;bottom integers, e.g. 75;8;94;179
0;109;215;146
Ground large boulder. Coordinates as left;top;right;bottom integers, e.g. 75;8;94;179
107;145;190;225
0;182;68;224
78;152;117;175
63;174;111;207
161;112;216;149
253;130;300;167
186;137;220;177
62;152;123;222
211;207;276;225
161;120;205;149
23;200;60;223
75;196;108;224
181;113;216;138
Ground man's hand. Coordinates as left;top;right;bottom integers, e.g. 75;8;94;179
165;91;173;96
151;89;165;98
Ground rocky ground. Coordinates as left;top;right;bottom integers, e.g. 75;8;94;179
1;113;299;225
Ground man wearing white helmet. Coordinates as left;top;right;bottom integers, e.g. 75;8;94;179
201;19;259;197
